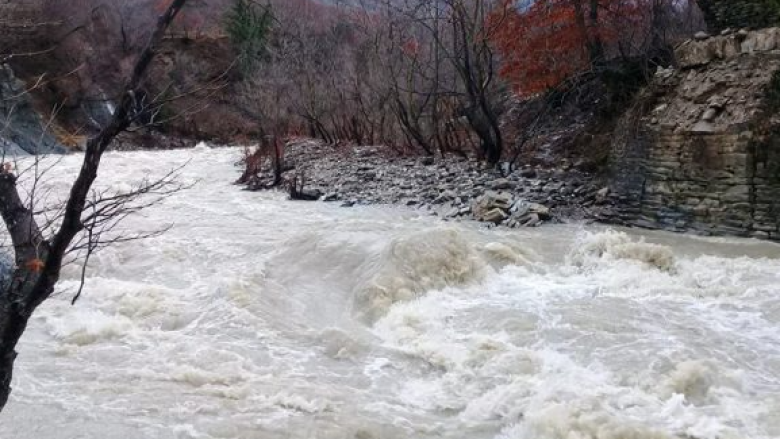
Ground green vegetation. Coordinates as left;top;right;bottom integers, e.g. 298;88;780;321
223;0;273;73
698;0;780;31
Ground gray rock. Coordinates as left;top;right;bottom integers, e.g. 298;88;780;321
0;138;27;156
701;107;719;121
528;202;551;220
323;192;340;202
480;208;508;224
1;64;66;155
433;190;457;204
691;120;716;133
523;213;543;227
510;200;532;217
473;191;513;222
444;207;461;218
596;187;610;204
520;168;537;178
491;178;514;190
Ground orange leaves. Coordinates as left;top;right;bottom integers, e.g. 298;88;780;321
490;0;648;96
401;38;421;58
490;0;588;95
25;258;45;273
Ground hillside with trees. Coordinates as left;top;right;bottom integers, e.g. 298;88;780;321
2;0;703;158
2;1;780;438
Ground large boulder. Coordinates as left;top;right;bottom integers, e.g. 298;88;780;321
506;200;552;228
473;191;552;227
0;64;66;155
472;191;512;223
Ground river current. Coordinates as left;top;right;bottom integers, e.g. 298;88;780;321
1;147;779;439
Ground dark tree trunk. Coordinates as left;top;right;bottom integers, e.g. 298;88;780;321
0;172;50;409
695;0;719;32
450;2;503;166
271;136;283;187
0;0;189;413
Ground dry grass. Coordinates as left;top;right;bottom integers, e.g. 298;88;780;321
52;125;86;151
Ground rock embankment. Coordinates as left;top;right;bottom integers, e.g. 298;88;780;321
250;139;613;228
610;27;780;241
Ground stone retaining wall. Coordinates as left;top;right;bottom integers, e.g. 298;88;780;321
610;28;780;240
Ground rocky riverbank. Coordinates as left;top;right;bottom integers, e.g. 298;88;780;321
247;139;615;228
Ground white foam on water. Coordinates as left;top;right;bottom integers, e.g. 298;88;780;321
0;148;779;439
568;229;676;271
354;227;489;322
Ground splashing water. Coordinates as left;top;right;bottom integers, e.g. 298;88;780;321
1;148;779;439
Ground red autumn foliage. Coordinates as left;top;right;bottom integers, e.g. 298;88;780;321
401;38;421;58
491;0;647;96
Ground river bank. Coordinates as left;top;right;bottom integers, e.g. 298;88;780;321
246;139;616;229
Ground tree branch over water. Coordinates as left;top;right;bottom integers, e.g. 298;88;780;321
0;0;189;412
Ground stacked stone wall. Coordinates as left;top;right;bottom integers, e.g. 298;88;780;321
610;28;780;240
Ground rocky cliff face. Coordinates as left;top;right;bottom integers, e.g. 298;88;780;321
1;0;69;155
0;64;65;155
610;28;780;240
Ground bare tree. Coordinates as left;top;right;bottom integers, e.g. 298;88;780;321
445;0;505;165
366;0;506;163
0;0;189;412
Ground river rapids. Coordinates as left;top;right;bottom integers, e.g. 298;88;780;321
0;147;779;439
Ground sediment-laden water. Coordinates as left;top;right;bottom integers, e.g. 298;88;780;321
1;147;778;439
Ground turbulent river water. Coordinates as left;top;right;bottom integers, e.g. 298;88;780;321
1;147;779;439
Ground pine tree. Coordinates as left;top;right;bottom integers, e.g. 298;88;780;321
224;0;273;73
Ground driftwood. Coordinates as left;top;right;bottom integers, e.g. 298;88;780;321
288;171;321;201
237;135;284;188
